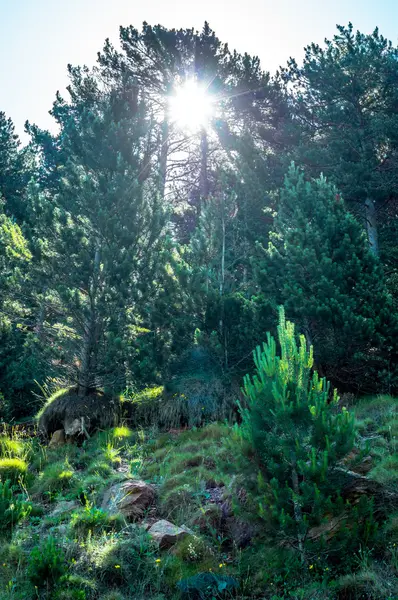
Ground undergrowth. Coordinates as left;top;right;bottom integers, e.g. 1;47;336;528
0;393;397;599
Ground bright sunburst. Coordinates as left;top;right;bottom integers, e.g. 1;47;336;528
168;80;214;132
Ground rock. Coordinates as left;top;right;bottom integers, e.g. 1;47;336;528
48;429;66;448
193;504;222;533
49;500;78;518
102;480;155;520
148;519;193;548
64;417;83;436
224;516;255;548
352;456;373;475
307;514;348;542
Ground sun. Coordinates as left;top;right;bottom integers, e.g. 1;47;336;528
168;80;214;132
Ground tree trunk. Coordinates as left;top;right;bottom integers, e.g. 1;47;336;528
35;286;47;342
219;196;227;369
200;127;209;204
159;115;169;199
291;454;306;564
78;242;101;397
365;198;379;256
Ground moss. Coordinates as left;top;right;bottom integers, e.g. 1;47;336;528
0;457;28;484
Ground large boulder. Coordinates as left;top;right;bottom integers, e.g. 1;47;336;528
148;519;193;548
102;480;155;520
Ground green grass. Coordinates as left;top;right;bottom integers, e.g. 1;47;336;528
31;460;75;497
35;387;72;421
1;403;398;600
0;457;28;485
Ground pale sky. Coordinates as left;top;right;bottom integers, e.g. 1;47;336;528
1;0;398;143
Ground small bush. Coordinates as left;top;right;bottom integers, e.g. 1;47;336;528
334;569;394;599
28;536;66;588
176;572;239;599
174;535;210;563
0;480;31;536
71;504;124;536
0;457;28;485
0;436;25;458
32;460;75;497
86;460;114;478
91;527;158;588
111;426;134;441
98;592;127;600
55;575;97;600
369;454;398;484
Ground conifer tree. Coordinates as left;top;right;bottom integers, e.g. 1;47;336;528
240;307;361;562
29;74;169;396
255;164;396;391
0;112;31;222
281;24;398;257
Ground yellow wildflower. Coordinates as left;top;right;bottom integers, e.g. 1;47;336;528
155;558;161;563
114;565;121;569
309;564;314;570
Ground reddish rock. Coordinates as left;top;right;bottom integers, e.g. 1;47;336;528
102;480;155;520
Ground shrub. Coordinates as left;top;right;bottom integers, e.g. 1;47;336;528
55;575;97;600
334;569;396;599
239;306;357;563
0;435;25;458
27;536;66;588
37;388;120;437
91;527;158;588
98;593;127;600
0;457;28;485
70;503;124;536
176;572;239;599
121;386;164;427
32;460;75;497
174;535;210;563
0;479;31;536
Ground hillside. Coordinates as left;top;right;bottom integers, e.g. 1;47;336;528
0;393;397;600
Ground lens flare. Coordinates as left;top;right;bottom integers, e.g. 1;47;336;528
168;80;214;131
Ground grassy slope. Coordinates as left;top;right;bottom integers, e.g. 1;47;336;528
0;396;397;600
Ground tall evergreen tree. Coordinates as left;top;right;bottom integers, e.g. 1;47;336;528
255;165;397;392
281;23;398;257
0;112;32;222
29;75;169;396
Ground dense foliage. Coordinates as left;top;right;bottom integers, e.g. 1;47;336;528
0;18;397;600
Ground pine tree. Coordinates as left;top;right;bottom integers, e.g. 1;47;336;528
240;306;358;563
0;112;31;222
255;164;396;392
29;73;169;397
281;24;398;257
